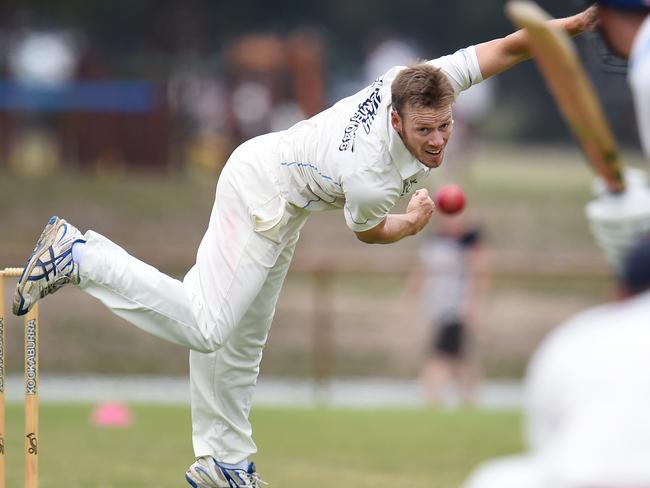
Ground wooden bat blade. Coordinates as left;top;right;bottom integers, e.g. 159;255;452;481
506;0;625;193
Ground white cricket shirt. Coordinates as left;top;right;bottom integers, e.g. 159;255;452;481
419;229;481;324
630;15;650;160
271;47;483;232
525;290;650;485
462;292;650;487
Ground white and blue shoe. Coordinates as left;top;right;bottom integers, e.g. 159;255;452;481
185;456;266;488
13;216;85;316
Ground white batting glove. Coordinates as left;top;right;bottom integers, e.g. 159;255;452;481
586;168;650;272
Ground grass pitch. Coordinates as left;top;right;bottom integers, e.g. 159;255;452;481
4;403;522;487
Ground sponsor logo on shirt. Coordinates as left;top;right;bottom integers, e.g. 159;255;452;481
401;177;418;197
339;79;383;152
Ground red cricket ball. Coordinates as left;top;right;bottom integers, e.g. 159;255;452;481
434;184;466;215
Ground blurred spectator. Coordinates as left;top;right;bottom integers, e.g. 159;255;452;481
8;30;78;87
227;31;326;145
444;78;496;179
405;213;490;407
231;79;274;139
6;28;80;177
462;234;650;488
168;61;232;176
364;31;421;84
285;29;326;120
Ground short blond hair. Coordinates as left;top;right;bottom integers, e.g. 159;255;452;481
391;64;455;116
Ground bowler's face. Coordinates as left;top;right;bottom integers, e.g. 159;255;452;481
391;104;453;168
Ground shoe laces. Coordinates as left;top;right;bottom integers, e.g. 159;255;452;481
242;471;268;487
42;272;73;296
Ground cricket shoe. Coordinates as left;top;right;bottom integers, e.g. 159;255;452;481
13;216;85;316
185;456;267;488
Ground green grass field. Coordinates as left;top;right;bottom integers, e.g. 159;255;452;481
4;404;522;487
0;145;641;381
0;145;635;486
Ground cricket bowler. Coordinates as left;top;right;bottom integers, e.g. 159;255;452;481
11;8;596;487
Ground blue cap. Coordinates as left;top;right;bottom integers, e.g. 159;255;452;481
597;0;650;9
621;235;650;294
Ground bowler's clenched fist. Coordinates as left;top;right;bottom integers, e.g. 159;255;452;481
407;189;435;233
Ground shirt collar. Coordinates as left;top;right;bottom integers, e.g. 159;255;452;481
385;110;430;180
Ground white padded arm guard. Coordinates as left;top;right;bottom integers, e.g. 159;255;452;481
586;168;650;272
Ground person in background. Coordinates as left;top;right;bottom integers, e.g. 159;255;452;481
586;0;650;270
464;2;650;485
408;214;489;407
462;234;650;488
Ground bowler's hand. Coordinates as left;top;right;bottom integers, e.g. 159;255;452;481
406;189;435;234
354;189;435;244
573;4;599;34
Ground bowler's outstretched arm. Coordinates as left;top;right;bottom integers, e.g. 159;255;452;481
476;5;598;79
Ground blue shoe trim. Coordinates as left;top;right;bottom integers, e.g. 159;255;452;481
212;459;251;487
14;292;28;316
18;264;28;283
27;245;75;282
184;473;198;488
47;246;56;277
28;259;50;281
55;251;71;267
18;243;42;283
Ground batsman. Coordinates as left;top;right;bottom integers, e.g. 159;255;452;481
463;2;650;486
506;0;650;270
585;0;650;270
12;8;596;488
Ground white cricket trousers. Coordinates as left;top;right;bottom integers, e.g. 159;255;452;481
77;134;309;464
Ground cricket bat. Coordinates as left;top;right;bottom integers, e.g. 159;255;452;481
506;1;626;193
